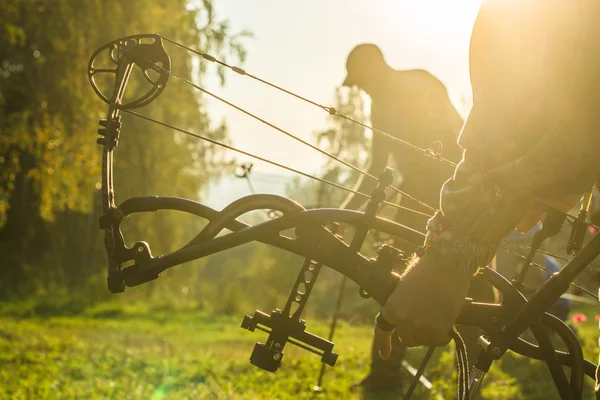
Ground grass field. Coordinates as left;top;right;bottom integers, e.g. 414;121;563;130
0;303;597;399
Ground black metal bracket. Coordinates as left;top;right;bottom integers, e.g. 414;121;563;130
567;189;594;255
241;309;337;372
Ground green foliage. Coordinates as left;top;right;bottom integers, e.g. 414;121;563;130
315;87;370;171
286;85;397;221
0;7;595;399
287;86;369;208
0;0;248;296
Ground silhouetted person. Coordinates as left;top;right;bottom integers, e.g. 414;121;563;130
341;44;472;392
341;44;464;238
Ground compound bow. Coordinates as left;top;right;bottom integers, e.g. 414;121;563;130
89;34;598;399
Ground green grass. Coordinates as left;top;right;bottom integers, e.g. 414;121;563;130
0;304;597;399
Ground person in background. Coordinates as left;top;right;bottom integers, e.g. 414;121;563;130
340;43;464;234
339;44;483;393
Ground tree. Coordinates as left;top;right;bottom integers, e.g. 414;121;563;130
0;0;248;297
286;86;370;208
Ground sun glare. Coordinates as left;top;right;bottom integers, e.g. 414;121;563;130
375;0;482;50
379;0;482;30
370;0;483;116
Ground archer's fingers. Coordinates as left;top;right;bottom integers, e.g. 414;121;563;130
374;324;393;359
375;312;395;359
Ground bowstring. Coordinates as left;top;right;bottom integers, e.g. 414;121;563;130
136;50;437;213
498;244;599;300
122;109;431;218
157;34;458;169
128;45;436;215
503;239;600;274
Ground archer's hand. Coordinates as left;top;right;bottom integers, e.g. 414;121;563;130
375;256;471;357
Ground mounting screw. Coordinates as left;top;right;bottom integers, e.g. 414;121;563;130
491;347;502;357
113;209;124;220
491;317;498;324
478;335;491;350
274;343;281;349
273;353;281;361
136;245;145;254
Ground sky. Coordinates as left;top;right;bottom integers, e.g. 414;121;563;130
199;0;483;207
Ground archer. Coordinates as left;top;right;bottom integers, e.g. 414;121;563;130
340;39;576;395
371;1;600;396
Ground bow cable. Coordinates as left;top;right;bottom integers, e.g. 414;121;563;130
129;46;437;213
499;244;599;300
137;48;436;211
157;34;458;168
122;109;432;218
503;240;600;274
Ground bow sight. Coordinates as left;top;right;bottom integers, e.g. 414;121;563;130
89;34;598;399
